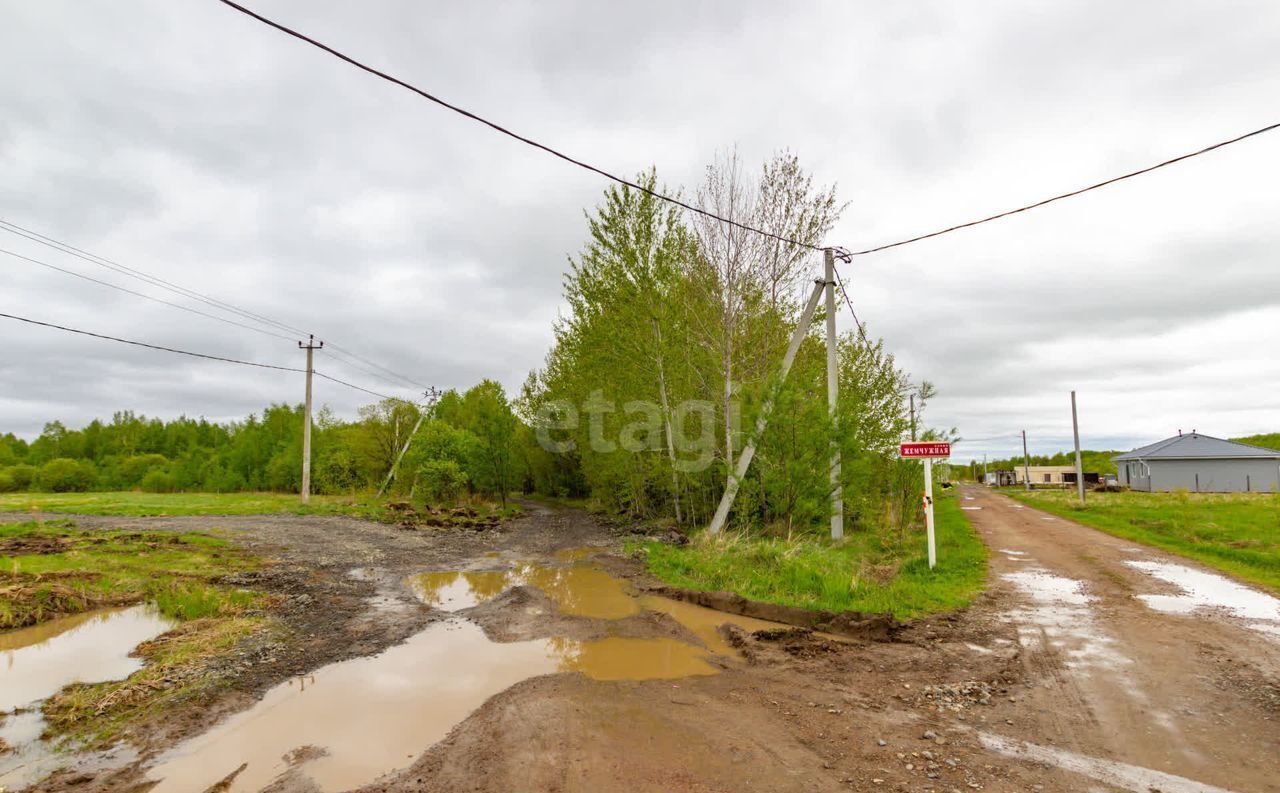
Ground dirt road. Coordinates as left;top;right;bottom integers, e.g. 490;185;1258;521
12;493;1280;792
957;485;1280;792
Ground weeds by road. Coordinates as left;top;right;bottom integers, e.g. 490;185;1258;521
634;494;987;619
1007;489;1280;592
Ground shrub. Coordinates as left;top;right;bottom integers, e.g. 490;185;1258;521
139;469;177;493
5;464;37;491
116;454;171;488
35;458;97;492
417;459;469;505
0;470;14;493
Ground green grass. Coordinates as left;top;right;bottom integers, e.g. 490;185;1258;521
1007;489;1280;592
634;495;988;620
0;490;380;517
0;491;524;527
0;520;264;628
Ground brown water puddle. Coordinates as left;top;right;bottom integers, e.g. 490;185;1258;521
637;595;784;656
146;619;719;792
410;562;638;619
1;605;174;789
148;560;781;792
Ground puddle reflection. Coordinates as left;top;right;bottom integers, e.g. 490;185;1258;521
410;563;638;619
147;620;718;793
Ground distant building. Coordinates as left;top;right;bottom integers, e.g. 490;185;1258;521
1014;465;1100;487
1113;432;1280;493
983;470;1017;487
983;467;1098;487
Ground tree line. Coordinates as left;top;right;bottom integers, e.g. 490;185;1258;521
3;151;944;535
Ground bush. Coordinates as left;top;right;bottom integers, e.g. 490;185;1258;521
417;459;469;505
0;470;14;493
4;464;37;491
35;458;97;492
116;454;171;488
139;469;178;493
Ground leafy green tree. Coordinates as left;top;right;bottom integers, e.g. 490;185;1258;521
35;458;97;492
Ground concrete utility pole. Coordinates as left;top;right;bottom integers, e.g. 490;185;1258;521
709;277;826;535
299;334;323;504
909;394;917;441
379;387;441;498
1071;390;1085;505
823;248;844;540
1021;430;1032;491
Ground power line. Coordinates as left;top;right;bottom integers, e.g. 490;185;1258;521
0;218;432;391
0;246;297;343
846;121;1280;256
0;311;302;372
0;310;410;402
214;0;823;253
324;344;433;390
319;348;427;392
313;370;400;402
0;219;308;338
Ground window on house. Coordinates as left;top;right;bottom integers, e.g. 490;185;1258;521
1043;473;1051;483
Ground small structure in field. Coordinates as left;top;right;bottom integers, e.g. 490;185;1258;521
1113;432;1280;493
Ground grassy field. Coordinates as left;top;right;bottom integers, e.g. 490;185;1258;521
0;491;522;526
635;494;988;620
0;490;379;517
1008;489;1280;592
0;520;264;628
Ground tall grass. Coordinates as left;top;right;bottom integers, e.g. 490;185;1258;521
637;494;987;620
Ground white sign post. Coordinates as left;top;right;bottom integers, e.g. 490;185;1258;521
899;442;952;570
924;457;936;569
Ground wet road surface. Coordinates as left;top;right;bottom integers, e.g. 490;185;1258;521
961;485;1280;792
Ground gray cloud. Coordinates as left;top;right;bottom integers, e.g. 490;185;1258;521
2;0;1278;461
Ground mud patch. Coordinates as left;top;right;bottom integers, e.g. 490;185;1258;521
411;563;638;619
1001;568;1129;671
648;585;900;641
0;535;69;556
146;618;721;793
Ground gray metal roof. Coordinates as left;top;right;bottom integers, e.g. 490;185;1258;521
1113;432;1280;461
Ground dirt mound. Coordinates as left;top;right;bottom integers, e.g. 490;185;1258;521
648;585;903;642
0;534;70;555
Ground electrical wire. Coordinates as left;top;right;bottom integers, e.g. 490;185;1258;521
214;0;823;252
0;311;302;372
0;247;297;343
323;344;433;390
213;2;1279;259
0;310;414;402
846;121;1280;257
319;348;427;392
0;219;431;392
0;219;307;338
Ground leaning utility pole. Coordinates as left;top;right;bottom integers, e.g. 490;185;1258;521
709;276;827;535
1070;390;1085;505
299;334;323;504
823;248;844;540
378;387;441;497
1021;430;1032;490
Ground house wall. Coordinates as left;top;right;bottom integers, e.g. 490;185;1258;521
1148;459;1280;493
1013;466;1078;485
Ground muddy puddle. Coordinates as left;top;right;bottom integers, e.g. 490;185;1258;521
1124;559;1280;637
1001;567;1130;671
1;605;175;789
149;558;781;792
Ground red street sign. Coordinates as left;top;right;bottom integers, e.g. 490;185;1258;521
900;442;951;459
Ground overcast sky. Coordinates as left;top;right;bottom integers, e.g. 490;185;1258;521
2;0;1277;462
